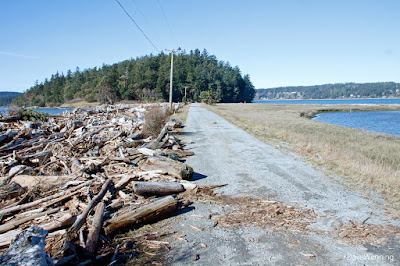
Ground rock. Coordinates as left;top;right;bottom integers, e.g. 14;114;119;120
0;226;54;266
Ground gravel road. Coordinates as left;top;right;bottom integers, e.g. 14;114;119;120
164;103;400;265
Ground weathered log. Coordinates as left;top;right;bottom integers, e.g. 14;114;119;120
0;207;59;234
12;174;73;190
104;195;177;235
162;149;195;158
68;179;112;236
0;180;91;217
139;156;193;180
133;181;185;196
0;226;54;265
6;165;35;180
19;151;52;164
114;174;137;190
40;213;76;232
85;202;105;254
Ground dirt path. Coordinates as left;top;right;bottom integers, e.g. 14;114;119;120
164;103;400;265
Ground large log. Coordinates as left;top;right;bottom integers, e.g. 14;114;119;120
114;174;137;190
133;181;185;196
138;156;193;180
85;202;105;254
11;174;73;190
104;195;177;235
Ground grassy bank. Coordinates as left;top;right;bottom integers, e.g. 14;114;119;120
206;103;400;203
170;104;190;124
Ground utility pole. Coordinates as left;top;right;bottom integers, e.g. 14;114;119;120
166;48;181;108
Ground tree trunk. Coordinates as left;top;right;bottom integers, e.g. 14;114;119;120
133;181;184;196
104;195;177;235
85;202;105;254
138;156;193;180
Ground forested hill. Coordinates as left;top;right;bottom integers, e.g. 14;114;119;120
14;49;255;107
256;82;400;100
0;92;21;106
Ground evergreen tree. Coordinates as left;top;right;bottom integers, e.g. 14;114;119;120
14;50;256;106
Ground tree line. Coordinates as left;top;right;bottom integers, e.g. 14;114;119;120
256;82;400;100
14;49;255;107
0;92;20;106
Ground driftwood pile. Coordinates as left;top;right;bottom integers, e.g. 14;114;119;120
0;104;196;265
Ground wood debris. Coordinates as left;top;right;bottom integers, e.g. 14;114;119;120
0;103;195;265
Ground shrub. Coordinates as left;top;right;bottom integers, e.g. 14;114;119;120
8;108;48;122
143;106;170;138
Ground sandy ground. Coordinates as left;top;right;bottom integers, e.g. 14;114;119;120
163;103;400;265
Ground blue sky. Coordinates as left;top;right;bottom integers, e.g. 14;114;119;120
1;0;399;92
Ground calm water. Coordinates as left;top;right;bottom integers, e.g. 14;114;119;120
313;111;400;136
0;107;73;116
253;98;400;105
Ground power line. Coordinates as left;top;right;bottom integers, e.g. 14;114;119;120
156;0;174;38
114;0;159;52
130;0;162;45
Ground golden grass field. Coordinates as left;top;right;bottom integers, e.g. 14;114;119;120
205;103;400;203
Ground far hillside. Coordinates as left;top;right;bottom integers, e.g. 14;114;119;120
256;82;400;100
0;92;21;106
14;49;255;107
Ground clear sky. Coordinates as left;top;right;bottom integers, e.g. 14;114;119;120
1;0;399;92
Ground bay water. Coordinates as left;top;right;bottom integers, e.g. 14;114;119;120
254;98;400;136
0;107;73;116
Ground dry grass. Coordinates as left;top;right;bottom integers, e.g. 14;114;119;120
206;103;400;203
170;104;190;124
143;106;170;138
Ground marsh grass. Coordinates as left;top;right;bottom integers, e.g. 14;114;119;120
206;103;400;203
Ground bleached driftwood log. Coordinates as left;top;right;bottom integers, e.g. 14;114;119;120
85;202;105;254
105;195;177;235
139;156;193;180
0;226;54;265
114;175;137;190
133;181;185;196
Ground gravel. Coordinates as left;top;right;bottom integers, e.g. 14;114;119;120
164;103;400;265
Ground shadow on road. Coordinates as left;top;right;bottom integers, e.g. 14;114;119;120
191;172;207;181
